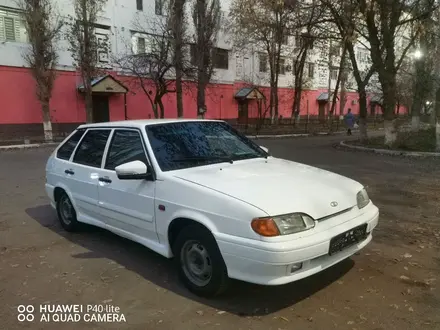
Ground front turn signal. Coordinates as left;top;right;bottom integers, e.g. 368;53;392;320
251;218;280;237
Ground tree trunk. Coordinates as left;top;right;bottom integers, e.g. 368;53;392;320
176;73;183;118
382;76;398;146
411;115;420;132
42;101;53;142
435;87;440;152
197;79;206;119
384;119;397;146
172;0;185;118
152;103;159;119
158;99;165;119
436;119;440;152
358;87;368;143
411;33;429;132
339;71;347;116
291;49;307;120
269;81;276;123
85;88;94;123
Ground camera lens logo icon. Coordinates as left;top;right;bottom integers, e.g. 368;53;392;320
17;305;34;322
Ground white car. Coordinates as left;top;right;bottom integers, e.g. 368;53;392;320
45;119;379;297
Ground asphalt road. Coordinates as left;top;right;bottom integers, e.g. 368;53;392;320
1;133;439;330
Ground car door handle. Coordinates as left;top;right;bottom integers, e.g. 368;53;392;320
99;176;112;184
64;169;74;175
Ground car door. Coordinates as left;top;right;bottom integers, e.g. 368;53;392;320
47;128;87;204
97;128;159;244
68;128;112;227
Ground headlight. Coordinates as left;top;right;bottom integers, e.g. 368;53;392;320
357;188;370;209
251;213;315;237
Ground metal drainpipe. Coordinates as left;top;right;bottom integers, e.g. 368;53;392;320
124;93;128;120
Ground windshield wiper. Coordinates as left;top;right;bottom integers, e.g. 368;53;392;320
232;152;266;160
171;156;234;164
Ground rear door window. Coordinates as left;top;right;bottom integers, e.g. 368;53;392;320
105;130;148;170
72;129;111;168
56;129;86;160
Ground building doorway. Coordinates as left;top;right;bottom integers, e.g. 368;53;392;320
92;95;110;123
237;102;249;124
318;103;326;122
234;87;265;126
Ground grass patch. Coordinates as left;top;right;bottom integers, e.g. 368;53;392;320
350;127;437;152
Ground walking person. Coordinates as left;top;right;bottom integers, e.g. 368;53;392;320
344;108;355;135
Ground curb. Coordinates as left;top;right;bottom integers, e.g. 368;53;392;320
0;142;58;151
246;127;385;139
339;141;440;157
246;133;310;139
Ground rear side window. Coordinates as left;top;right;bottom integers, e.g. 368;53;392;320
73;129;111;168
56;129;86;160
105;130;148;170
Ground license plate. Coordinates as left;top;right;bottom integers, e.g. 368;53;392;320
329;224;368;255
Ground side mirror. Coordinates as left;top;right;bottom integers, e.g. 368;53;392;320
115;160;152;180
260;146;269;153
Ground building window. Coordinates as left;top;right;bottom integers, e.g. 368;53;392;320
212;48;228;69
155;0;164;15
137;37;145;54
308;62;314;78
357;49;368;63
0;7;27;43
278;58;286;75
136;0;143;10
330;68;338;80
330;45;340;56
295;33;314;50
259;53;267;73
95;28;111;64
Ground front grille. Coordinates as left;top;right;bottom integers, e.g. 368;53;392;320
317;207;353;222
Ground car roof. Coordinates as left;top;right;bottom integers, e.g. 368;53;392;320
77;118;224;130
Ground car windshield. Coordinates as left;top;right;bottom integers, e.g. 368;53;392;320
145;121;268;171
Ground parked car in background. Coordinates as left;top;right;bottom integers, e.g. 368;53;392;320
45;119;379;297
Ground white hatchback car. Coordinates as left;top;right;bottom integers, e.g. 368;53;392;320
45;119;379;297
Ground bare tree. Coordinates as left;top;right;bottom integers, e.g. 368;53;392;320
396;57;416;115
356;0;436;145
323;0;376;142
67;0;106;123
169;0;187;118
410;4;436;131
431;7;440;150
291;1;325;122
19;0;63;142
116;13;194;119
192;0;221;118
229;0;297;122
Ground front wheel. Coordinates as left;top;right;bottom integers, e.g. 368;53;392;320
173;225;229;297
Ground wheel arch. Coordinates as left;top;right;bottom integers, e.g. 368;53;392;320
52;184;77;211
167;212;219;257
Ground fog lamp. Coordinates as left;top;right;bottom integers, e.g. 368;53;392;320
290;263;303;273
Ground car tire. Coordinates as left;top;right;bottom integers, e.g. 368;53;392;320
173;224;229;297
56;191;81;232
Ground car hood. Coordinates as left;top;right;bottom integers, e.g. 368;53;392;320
173;157;364;219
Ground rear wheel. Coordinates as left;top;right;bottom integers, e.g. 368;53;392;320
56;192;81;232
173;225;229;297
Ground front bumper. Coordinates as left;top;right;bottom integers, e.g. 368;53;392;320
215;203;379;285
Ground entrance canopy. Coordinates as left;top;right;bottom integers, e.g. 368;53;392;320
317;92;339;103
234;87;265;101
77;75;128;94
